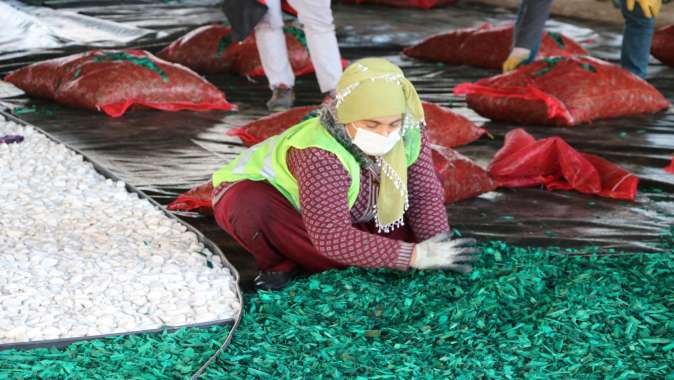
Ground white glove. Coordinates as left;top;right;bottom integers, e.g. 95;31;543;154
410;232;480;273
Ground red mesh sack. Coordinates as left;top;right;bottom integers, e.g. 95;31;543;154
489;128;638;201
423;101;487;149
454;56;670;126
167;181;214;215
403;24;490;65
342;0;455;9
651;25;674;67
4;49;235;117
158;24;346;77
228;102;486;148
156;25;235;74
431;146;496;204
228;106;320;146
404;23;587;69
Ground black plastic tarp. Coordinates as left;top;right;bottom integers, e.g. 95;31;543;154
1;1;673;289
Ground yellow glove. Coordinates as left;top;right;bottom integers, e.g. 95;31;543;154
626;0;661;18
502;47;532;73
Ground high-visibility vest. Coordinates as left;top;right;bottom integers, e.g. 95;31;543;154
212;117;421;210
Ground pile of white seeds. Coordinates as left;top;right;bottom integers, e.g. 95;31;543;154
0;116;240;345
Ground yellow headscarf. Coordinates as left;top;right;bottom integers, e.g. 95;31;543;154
334;58;425;232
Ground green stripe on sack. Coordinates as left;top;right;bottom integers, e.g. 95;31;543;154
533;57;565;77
547;32;565;49
283;26;308;49
93;52;169;82
215;33;233;59
532;57;596;78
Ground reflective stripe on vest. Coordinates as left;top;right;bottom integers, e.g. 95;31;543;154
261;135;281;180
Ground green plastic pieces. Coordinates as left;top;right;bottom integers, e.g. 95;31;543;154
202;237;674;379
534;57;597;78
92;52;169;82
0;326;231;379
283;26;308;49
1;232;672;379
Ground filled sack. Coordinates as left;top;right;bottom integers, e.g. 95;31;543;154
158;24;346;77
403;23;587;69
4;49;235;117
228;106;320;146
228;101;487;148
454;56;670;126
423;101;487;148
432;146;496;204
651;25;674;67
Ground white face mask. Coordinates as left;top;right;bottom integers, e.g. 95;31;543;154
351;127;401;156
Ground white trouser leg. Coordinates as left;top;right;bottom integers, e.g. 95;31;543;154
254;0;295;89
288;0;342;93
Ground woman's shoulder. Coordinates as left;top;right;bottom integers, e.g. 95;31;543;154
286;147;351;179
287;146;342;163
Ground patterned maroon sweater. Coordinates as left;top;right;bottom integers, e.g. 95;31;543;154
286;128;449;270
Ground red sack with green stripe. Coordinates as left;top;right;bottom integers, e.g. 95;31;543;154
4;49;235;117
403;23;587;69
651;25;674;67
341;0;455;9
228;105;320;146
454;56;670;126
158;24;346;76
227;101;487;148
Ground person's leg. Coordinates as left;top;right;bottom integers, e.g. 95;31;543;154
513;0;547;65
288;0;343;94
255;0;294;89
213;180;345;274
620;0;655;78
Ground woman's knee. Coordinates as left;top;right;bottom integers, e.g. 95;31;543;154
221;181;299;233
215;182;267;230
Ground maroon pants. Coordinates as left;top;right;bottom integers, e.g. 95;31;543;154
213;180;413;273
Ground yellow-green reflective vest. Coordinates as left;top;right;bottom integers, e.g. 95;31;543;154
212;117;421;210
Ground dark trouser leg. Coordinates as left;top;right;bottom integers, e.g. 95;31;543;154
620;0;655;79
214;181;345;273
214;180;416;273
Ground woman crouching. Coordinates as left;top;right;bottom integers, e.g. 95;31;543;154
212;58;479;290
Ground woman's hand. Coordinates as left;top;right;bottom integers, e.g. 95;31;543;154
410;232;480;273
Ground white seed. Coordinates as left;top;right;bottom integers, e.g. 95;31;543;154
0;119;240;344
